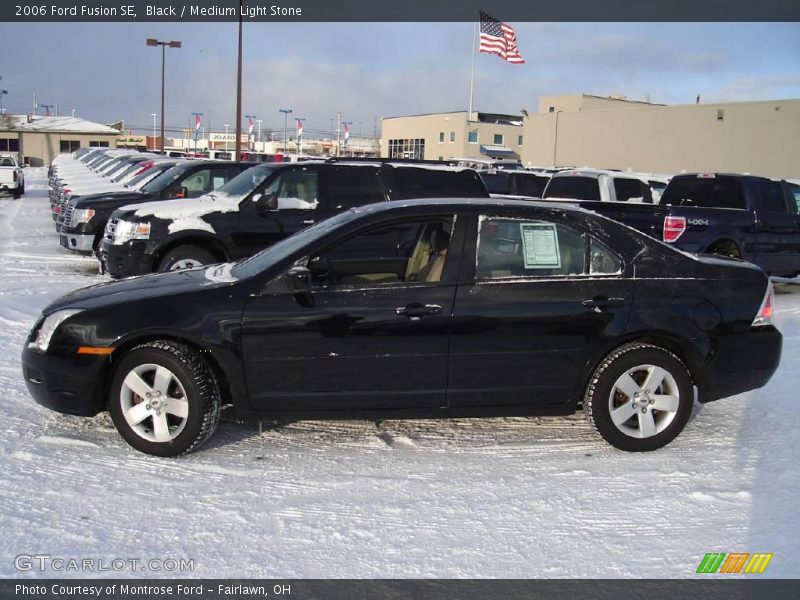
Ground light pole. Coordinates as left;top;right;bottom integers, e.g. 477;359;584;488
245;114;257;151
224;124;230;152
150;113;157;149
0;90;7;115
256;119;262;145
146;38;182;154
279;108;292;153
41;103;54;116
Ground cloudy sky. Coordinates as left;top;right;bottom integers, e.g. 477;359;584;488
0;21;798;138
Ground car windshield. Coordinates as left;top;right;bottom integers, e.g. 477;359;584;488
139;163;196;194
233;209;359;279
215;164;278;200
125;163;172;188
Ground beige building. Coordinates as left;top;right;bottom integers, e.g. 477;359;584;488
381;94;800;179
521;93;800;178
0;115;121;166
381;111;524;161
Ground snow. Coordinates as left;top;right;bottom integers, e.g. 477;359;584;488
1;169;799;579
168;217;215;235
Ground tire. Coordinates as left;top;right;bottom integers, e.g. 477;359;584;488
157;245;216;272
13;187;21;199
584;342;694;452
19;182;25;195
706;240;741;259
108;341;220;456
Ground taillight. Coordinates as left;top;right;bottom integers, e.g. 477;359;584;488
663;216;686;243
752;281;774;327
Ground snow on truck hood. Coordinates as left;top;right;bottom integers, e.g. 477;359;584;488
125;191;241;220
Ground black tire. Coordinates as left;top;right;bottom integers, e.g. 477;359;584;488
584;342;694;452
706;239;741;259
19;182;25;195
108;341;220;456
13;187;21;199
157;245;216;273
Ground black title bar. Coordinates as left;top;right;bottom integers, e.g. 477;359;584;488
3;0;800;22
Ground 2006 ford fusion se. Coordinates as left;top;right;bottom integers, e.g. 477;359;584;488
22;199;781;456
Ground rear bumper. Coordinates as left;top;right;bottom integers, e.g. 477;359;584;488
701;326;782;402
21;346;108;417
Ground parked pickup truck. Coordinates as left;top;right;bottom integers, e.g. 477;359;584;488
58;160;255;254
0;153;25;199
655;173;800;277
546;172;800;277
100;159;489;277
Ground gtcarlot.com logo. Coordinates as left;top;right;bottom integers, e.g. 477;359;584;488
14;554;194;573
696;552;773;574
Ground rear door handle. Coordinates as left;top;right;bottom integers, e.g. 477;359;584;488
582;297;625;309
395;303;443;320
303;219;315;225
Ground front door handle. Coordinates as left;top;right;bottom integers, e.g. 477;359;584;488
303;219;315;225
395;303;443;320
582;297;625;309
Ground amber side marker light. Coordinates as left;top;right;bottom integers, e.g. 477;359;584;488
77;347;114;356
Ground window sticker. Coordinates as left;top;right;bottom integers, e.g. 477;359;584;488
520;222;561;269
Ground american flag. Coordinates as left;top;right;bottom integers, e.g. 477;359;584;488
194;114;201;132
479;11;524;64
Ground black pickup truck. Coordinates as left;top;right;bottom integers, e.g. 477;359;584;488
58;161;255;254
546;173;800;277
100;159;489;277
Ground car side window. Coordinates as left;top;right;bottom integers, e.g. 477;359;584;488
309;217;454;286
759;181;788;212
477;218;586;279
180;169;211;198
590;238;622;275
614;177;651;203
264;167;319;210
325;166;385;210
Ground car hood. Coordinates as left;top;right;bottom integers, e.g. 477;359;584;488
46;263;240;313
116;192;241;222
73;191;150;208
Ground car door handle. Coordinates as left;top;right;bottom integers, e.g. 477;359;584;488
303;219;315;225
395;303;443;320
582;297;625;308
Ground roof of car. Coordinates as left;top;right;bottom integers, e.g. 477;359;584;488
347;196;593;218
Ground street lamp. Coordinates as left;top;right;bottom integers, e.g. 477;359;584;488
41;103;54;116
279;108;292;153
224;124;230;152
255;119;262;144
0;90;7;115
146;38;182;153
150;113;157;149
245;114;257;150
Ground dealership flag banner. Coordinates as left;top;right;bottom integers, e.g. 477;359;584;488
343;122;350;147
478;11;524;64
296;118;304;141
194;114;201;132
247;117;255;140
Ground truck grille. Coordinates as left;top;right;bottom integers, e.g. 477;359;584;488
104;218;118;243
62;203;75;227
55;198;69;224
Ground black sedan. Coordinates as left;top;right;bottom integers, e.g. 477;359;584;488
22;199;782;456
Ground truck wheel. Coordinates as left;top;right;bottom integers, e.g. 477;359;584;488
108;341;220;456
13;187;21;199
158;245;216;272
706;240;741;259
584;342;694;452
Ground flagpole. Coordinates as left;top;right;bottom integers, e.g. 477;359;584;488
468;3;479;120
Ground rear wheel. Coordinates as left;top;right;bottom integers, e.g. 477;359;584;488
706;239;741;259
108;341;220;456
13;187;21;199
584;343;694;451
157;245;216;272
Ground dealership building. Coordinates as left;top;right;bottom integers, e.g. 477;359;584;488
381;94;800;179
0;114;121;166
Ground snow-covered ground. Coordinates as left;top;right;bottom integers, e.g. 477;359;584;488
1;169;797;579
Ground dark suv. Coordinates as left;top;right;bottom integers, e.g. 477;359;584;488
100;159;489;277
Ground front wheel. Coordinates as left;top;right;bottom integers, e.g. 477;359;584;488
108;341;220;456
157;245;216;272
584;343;694;451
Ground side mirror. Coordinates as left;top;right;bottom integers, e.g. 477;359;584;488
266;194;278;210
264;266;315;307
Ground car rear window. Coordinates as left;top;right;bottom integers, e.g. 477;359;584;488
543;176;601;201
390;166;488;199
613;177;650;203
481;172;511;194
660;177;746;209
515;174;548;197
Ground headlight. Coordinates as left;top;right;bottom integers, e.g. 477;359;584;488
112;219;151;245
72;208;95;225
27;309;84;353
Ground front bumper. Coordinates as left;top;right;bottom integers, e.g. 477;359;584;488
100;239;156;278
701;325;782;402
59;230;95;253
21;346;109;417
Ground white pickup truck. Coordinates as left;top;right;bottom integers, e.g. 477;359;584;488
0;153;25;199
